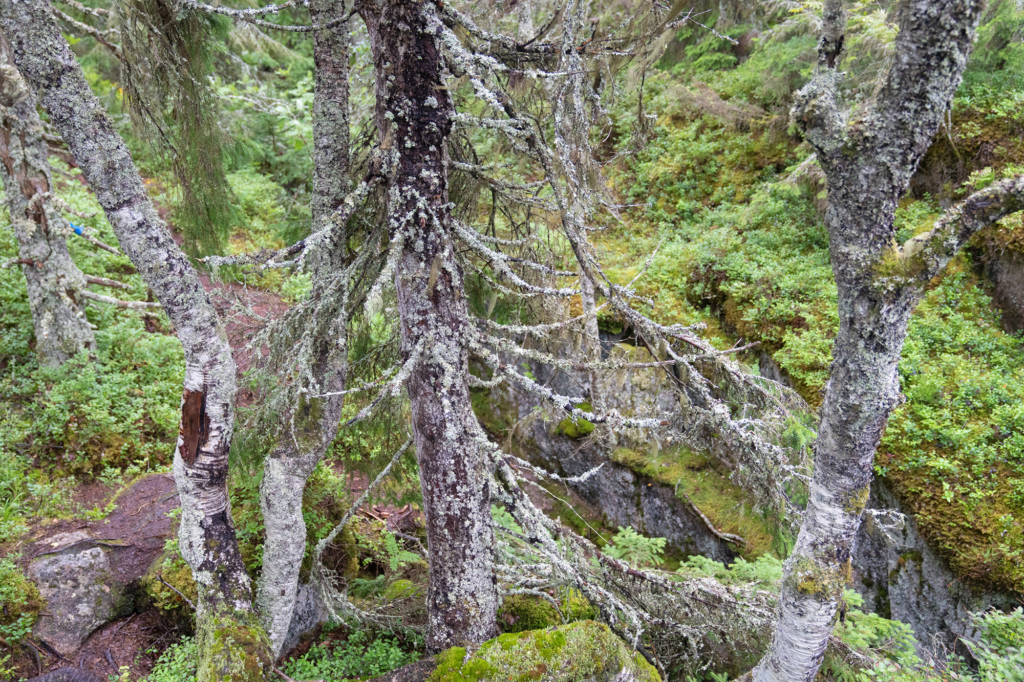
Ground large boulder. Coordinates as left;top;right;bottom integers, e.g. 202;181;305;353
27;531;130;656
370;621;660;682
852;478;1019;652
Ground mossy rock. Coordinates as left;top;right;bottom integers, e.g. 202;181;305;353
429;621;659;682
385;578;422;600
499;591;599;633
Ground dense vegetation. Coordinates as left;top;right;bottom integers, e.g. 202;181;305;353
2;0;1024;680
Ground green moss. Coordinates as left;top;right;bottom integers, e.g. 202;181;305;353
499;595;559;633
557;403;595;440
790;556;849;602
842;485;871;514
615;445;779;559
196;613;272;682
142;542;198;625
384;578;421;600
429;621;660;682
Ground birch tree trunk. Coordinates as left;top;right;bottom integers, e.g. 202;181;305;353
255;0;351;657
0;34;94;366
0;2;271;678
750;0;1017;679
360;0;500;651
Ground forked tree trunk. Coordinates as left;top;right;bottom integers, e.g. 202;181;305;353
360;0;500;651
255;0;351;656
0;35;94;366
0;2;270;679
752;0;992;679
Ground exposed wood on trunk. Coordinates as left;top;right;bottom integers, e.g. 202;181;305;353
0;2;270;678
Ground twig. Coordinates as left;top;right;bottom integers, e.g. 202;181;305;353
81;290;162;310
157;573;195;610
113;612;137;634
85;274;131;290
677;487;746;546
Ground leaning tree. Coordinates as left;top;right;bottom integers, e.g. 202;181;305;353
749;0;1024;680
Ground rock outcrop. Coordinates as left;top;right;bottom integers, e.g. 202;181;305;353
487;340;1019;651
488;342;749;563
852;478;1019;653
27;531;131;656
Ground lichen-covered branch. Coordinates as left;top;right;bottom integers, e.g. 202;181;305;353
894;175;1024;286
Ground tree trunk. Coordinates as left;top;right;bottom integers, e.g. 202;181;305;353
361;0;500;651
0;2;270;679
753;239;914;679
255;0;351;657
752;0;986;678
0;34;94;366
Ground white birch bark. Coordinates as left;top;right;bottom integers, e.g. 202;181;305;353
750;0;1023;679
255;0;352;656
0;2;271;678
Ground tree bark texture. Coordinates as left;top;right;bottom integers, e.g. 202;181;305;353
753;0;988;679
255;0;351;657
0;2;270;678
360;0;500;651
0;33;94;366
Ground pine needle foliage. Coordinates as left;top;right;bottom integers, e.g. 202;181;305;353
115;0;236;255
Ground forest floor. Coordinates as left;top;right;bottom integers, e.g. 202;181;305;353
7;254;292;681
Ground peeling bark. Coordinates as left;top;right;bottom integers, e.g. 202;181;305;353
359;0;499;651
254;0;352;657
0;33;93;366
752;0;1006;679
0;2;270;678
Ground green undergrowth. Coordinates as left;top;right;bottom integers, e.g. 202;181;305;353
0;557;41;644
0;160;184;542
822;604;1024;682
610;445;777;559
281;627;420;681
879;268;1024;594
144;627;420;682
